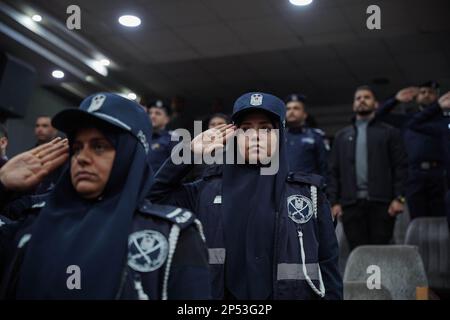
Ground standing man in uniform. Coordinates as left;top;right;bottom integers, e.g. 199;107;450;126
147;100;177;173
407;91;450;229
329;86;406;250
376;81;445;219
284;94;329;179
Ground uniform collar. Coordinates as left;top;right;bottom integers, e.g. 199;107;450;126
152;129;167;137
287;124;306;133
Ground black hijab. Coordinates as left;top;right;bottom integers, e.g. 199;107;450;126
17;93;154;299
222;92;288;300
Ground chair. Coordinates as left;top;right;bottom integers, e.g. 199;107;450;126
343;245;428;300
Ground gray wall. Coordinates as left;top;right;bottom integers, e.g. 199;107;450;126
5;86;75;157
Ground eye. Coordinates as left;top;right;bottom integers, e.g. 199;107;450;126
72;144;82;155
93;142;108;153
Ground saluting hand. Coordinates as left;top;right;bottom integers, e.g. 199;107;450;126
0;137;69;192
191;124;236;156
439;91;450;110
395;87;419;103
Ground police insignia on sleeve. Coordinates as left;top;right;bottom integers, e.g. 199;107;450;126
287;195;313;224
127;230;169;272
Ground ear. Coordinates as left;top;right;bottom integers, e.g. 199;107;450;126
375;101;380;109
0;137;7;148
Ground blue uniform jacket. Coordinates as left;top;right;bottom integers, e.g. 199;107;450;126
408;103;450;181
0;194;211;300
149;130;177;173
150;160;343;300
376;98;445;166
285;126;329;178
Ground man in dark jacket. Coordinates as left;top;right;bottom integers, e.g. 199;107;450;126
328;86;407;250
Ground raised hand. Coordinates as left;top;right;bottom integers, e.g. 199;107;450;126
396;87;419;103
438;91;450;110
190;124;236;156
0;137;69;192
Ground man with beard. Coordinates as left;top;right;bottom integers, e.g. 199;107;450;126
328;86;407;250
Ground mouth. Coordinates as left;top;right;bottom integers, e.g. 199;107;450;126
74;171;96;181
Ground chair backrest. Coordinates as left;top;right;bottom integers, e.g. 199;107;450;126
405;217;450;290
344;245;428;300
335;219;350;275
344;281;392;300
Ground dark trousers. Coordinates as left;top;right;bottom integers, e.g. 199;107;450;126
342;200;395;251
406;168;446;220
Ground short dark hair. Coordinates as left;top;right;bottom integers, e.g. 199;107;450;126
355;85;377;100
208;113;230;125
0;124;8;139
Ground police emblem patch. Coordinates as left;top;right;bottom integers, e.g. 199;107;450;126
87;94;106;113
250;93;263;106
128;230;169;272
137;130;150;154
287;195;313;224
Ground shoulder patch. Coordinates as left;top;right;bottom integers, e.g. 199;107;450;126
286;172;326;190
138;200;195;229
168;130;180;140
312;128;326;136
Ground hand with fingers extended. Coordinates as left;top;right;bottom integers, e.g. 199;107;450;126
190;123;236;157
396;87;419;103
439;91;450;110
0;137;69;192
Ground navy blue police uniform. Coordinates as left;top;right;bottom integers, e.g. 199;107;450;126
150;92;343;300
150;130;177;173
408;102;450;228
284;94;329;178
376;81;446;219
148;100;178;173
0;93;211;299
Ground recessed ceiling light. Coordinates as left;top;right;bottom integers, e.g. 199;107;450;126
289;0;313;6
127;92;137;100
99;59;110;66
52;70;64;79
31;14;42;22
118;15;141;27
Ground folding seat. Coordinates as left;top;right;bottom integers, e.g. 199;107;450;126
344;245;428;300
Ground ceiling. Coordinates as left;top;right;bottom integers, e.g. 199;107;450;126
1;0;450;122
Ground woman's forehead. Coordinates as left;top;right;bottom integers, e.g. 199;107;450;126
239;111;272;124
74;127;107;140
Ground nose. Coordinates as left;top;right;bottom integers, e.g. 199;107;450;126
74;146;91;166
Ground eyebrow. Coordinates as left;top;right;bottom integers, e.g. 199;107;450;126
73;137;110;144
